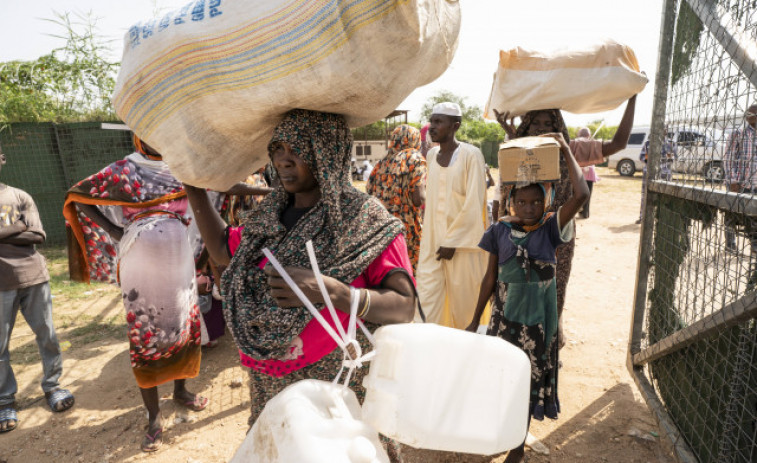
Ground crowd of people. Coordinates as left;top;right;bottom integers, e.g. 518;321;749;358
1;94;651;461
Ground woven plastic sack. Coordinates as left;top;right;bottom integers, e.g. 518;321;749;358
484;39;647;120
113;0;461;190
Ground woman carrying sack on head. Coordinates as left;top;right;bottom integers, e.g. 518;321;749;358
493;96;636;348
63;137;209;453
184;109;417;462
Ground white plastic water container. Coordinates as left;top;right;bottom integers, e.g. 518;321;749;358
361;323;531;455
231;379;389;463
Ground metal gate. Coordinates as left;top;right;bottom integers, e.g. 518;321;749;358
630;1;757;462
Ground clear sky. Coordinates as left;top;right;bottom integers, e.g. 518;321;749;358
0;0;663;127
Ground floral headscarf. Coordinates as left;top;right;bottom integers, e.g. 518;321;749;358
502;183;556;232
222;110;403;360
387;124;421;156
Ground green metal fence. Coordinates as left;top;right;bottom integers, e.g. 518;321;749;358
0;122;133;245
629;1;757;462
480;140;499;167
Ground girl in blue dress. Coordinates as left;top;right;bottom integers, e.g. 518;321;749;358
466;132;589;463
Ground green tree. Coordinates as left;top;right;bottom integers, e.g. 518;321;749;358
420;90;482;123
0;11;118;125
568;120;618;141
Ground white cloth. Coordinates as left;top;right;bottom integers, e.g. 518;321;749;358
417;142;489;328
362;161;373;182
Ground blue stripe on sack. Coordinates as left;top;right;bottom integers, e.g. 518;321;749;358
122;1;336;123
124;0;397;131
131;0;390;126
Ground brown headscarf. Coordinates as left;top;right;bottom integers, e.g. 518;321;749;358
222;109;403;360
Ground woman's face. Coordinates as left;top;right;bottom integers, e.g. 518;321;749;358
270;142;318;195
512;185;545;226
526;112;555;136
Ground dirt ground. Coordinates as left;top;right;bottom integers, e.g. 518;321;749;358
0;167;674;463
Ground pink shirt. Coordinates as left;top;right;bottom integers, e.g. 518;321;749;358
122;197;188;221
227;228;414;377
582;166;599;182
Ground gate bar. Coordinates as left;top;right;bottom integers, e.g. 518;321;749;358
633;292;757;365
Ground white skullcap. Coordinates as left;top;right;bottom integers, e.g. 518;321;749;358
432;102;462;117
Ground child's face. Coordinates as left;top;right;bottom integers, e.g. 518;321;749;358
512;185;545;226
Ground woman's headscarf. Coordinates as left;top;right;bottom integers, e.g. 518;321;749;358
387;124;421;156
502;183;556;232
222;109;403;360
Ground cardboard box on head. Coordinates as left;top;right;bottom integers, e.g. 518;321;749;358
498;137;561;185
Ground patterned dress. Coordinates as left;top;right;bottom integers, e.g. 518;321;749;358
479;213;573;421
500;109;575;316
366;125;427;271
64;153;202;388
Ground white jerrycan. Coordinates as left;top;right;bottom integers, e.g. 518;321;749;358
230;243;388;463
361;323;532;455
230;379;389;463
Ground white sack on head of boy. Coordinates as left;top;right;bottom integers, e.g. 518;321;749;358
484;39;648;120
113;0;461;191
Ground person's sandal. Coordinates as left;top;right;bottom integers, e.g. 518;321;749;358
0;407;18;433
46;388;75;412
174;395;209;412
141;427;163;452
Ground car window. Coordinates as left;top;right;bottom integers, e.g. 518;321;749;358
628;133;646;145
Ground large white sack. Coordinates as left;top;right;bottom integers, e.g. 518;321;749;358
231;379;389;463
113;0;461;190
484;39;647;120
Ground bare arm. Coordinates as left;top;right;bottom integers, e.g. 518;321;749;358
0;219;44;245
466;252;498;332
223;182;273;197
77;204;124;241
541;133;589;225
183;184;231;266
411;181;425;208
0;220;27;241
1;231;44;245
602;95;637;157
266;265;416;325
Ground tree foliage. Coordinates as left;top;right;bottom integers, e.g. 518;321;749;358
420;90;482;123
567;120;618;141
352;91;620;147
0;11;118;125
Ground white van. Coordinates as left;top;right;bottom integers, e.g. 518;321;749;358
606;126;723;181
670;128;723;182
607;126;648;176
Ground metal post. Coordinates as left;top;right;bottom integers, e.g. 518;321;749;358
52;123;74;188
627;1;700;461
628;0;677;363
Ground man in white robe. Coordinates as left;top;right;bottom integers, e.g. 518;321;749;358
417;102;489;328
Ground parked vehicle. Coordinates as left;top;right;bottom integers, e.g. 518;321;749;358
670;128;724;182
607;125;724;182
607;126;648;176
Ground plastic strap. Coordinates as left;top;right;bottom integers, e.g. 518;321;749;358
264;243;377;388
306;241;347;341
261;248;347;352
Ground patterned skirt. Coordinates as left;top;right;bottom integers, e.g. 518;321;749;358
119;216;202;389
488;280;560;421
